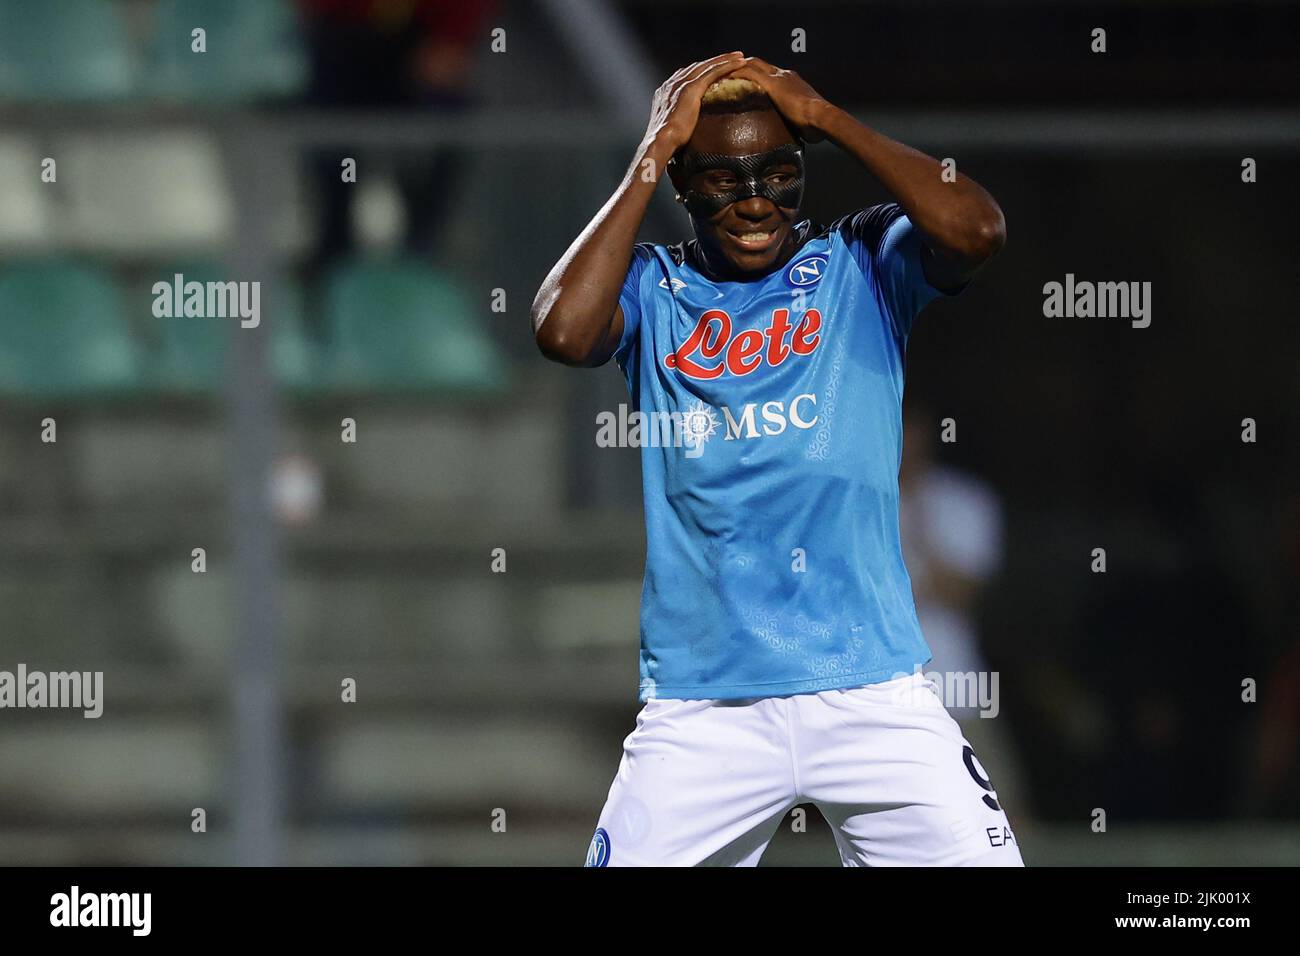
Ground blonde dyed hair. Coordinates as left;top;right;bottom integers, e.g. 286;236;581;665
699;76;771;114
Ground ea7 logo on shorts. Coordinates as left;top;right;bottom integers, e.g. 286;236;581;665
986;825;1017;848
585;827;611;867
785;255;827;287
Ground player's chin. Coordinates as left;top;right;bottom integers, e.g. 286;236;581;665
719;227;789;273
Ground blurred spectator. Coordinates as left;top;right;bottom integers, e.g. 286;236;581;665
297;0;495;268
900;403;1032;819
298;0;490;107
901;407;1001;678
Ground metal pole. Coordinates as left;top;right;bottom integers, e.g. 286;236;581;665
223;117;288;866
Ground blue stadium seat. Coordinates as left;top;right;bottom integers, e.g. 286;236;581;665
146;0;307;102
0;0;136;101
0;260;141;397
323;259;508;394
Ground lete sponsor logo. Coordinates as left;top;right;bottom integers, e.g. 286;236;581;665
663;308;822;379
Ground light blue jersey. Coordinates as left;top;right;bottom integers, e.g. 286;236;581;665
615;203;959;701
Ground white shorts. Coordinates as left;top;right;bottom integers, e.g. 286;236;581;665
586;672;1024;866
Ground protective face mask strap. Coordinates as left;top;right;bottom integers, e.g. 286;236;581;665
675;144;805;218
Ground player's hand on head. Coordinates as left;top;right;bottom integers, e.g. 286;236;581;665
729;57;831;143
645;52;746;153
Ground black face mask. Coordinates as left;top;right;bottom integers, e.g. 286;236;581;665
673;143;805;219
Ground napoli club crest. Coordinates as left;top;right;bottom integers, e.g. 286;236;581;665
785;254;827;287
585;827;611;867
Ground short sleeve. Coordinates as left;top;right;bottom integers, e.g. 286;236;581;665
839;203;956;340
614;243;656;365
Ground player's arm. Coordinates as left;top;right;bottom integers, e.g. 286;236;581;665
729;57;1006;292
531;53;746;367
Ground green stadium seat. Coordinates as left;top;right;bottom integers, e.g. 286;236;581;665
149;265;317;393
146;0;306;102
324;259;508;394
0;0;136;101
0;261;141;398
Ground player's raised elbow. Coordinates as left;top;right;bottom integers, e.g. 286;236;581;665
931;204;1005;272
535;321;584;365
967;207;1007;263
533;308;604;367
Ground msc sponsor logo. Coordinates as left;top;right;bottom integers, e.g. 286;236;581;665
686;392;820;456
663;308;822;380
720;393;818;441
785;254;827;287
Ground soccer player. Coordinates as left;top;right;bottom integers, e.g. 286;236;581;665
531;52;1022;866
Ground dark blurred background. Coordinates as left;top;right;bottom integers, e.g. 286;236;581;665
0;0;1296;865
